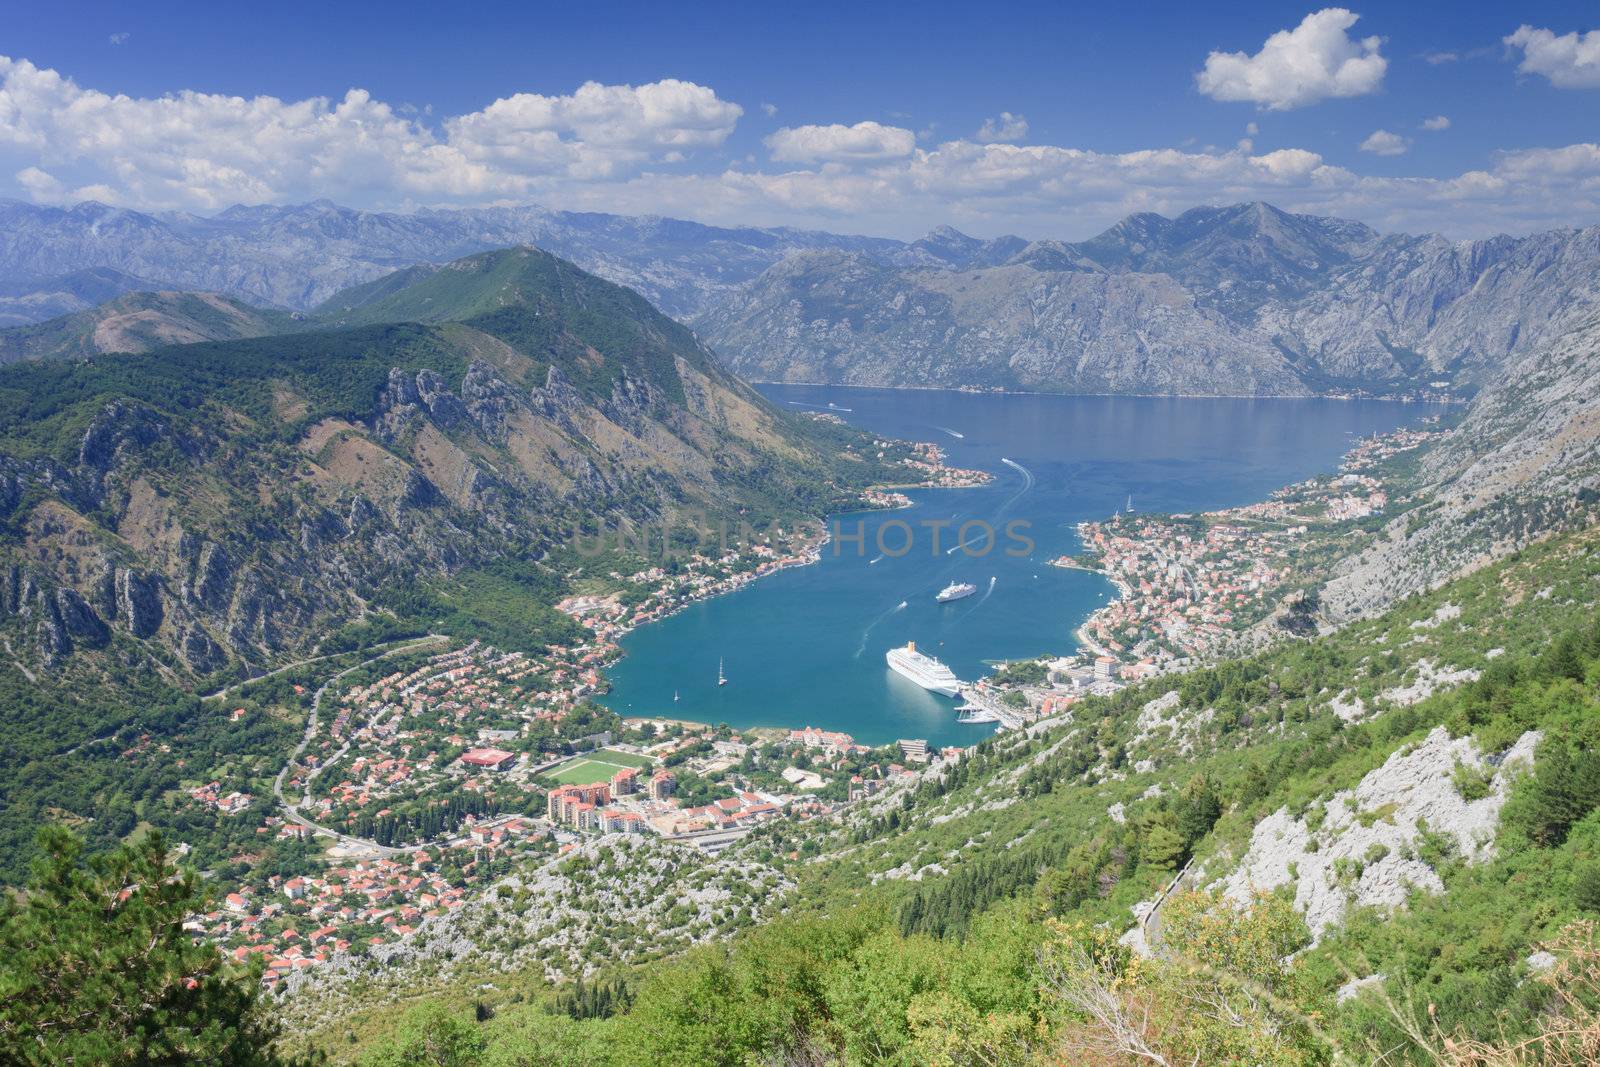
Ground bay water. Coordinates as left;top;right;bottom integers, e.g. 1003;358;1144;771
601;387;1443;748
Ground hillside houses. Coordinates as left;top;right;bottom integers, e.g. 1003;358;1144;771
190;782;253;814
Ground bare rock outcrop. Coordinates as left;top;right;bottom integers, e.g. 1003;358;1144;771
1219;726;1540;939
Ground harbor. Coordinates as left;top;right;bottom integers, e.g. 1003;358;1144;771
601;386;1446;748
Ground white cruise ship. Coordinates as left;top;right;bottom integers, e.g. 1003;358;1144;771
935;581;977;603
885;641;962;697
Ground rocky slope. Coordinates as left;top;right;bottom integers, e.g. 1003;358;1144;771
701;203;1600;397
1217;725;1540;939
1323;310;1600;618
0;290;301;363
0;247;883;679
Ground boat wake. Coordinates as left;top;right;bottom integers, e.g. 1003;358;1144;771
954;576;998;623
827;402;855;412
997;457;1035;516
856;599;908;657
999;457;1034;490
868;554;884;565
935;425;965;439
946;531;995;554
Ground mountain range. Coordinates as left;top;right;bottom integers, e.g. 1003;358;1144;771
6;198;1600;1067
0;199;895;322
699;203;1600;397
6;199;1600;400
0;246;890;681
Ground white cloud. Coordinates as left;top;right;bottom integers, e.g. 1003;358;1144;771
1246;121;1260;135
1505;25;1600;89
1359;129;1409;155
444;79;742;180
975;112;1028;143
630;135;1600;241
1197;8;1388;109
761;102;778;117
764;121;915;164
0;56;740;209
108;32;130;46
14;165;60;196
1420;115;1450;130
1;54;1599;241
1422;50;1458;65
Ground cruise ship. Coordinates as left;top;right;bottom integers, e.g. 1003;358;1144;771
935;581;977;603
885;641;962;696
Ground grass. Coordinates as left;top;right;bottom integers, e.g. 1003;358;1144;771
542;749;654;786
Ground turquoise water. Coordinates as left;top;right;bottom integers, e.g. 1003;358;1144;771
602;387;1444;748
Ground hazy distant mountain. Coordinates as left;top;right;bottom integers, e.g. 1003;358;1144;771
0;199;897;320
701;203;1600;398
0;290;301;364
0;267;155;328
5;198;1600;399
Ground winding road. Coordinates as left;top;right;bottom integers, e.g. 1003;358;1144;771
269;635;449;859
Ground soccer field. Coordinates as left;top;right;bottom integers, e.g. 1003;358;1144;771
542;748;653;786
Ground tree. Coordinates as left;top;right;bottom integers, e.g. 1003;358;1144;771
1141;823;1186;872
0;826;308;1066
479;1007;618;1067
823;930;948;1063
1509;740;1600;847
364;1004;485;1067
1040;895;1332;1067
620;951;766;1067
1176;773;1222;846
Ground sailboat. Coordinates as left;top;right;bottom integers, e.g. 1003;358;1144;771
717;657;728;687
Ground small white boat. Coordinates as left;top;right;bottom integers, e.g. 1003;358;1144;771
717;657;728;686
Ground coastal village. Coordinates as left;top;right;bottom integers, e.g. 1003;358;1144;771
1037;424;1444;695
180;426;1438;989
189;629;946;988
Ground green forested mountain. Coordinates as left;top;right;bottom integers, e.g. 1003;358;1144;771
0;247;904;877
0;246;881;672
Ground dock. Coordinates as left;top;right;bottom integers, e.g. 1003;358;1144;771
956;685;1026;730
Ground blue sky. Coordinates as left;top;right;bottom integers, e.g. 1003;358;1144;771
2;2;1598;238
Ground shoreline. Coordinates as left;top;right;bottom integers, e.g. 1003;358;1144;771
1052;555;1131;662
759;380;1467;405
1044;424;1439;684
592;417;1439;738
573;451;992;729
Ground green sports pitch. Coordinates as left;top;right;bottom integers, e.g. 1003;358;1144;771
541;748;653;786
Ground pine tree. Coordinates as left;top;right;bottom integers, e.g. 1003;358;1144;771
0;826;310;1066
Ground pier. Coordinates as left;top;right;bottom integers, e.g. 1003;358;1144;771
956;685;1026;730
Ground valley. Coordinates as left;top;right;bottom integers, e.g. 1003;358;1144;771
9;9;1600;1062
1;203;1597;1067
